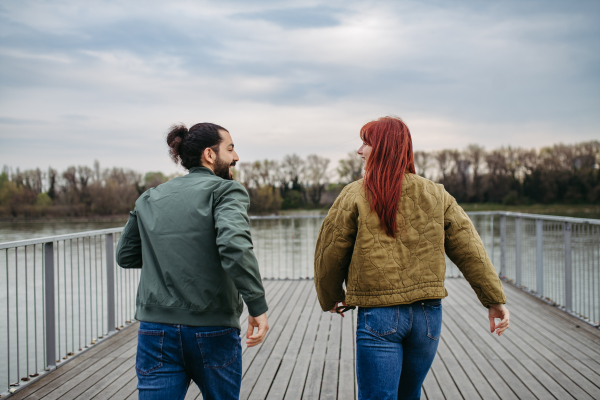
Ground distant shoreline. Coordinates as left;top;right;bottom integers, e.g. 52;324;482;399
0;203;599;223
0;214;129;223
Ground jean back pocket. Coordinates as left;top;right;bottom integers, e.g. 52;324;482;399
365;306;399;336
421;300;442;340
136;329;165;375
196;328;240;369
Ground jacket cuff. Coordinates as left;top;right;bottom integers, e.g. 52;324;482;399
246;295;268;317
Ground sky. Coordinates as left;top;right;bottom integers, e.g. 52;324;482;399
0;0;599;176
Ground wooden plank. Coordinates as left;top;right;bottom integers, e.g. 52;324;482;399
10;323;139;400
337;309;355;400
248;281;313;400
64;352;136;399
436;338;481;399
491;281;600;360
422;370;443;400
41;345;138;399
91;368;137;400
430;355;463;399
448;281;581;399
442;302;554;399
266;290;319;400
441;311;526;400
18;330;139;400
185;381;202;399
320;314;342;399
501;282;600;345
283;296;325;400
10;279;600;400
449;279;600;399
241;281;308;400
301;312;331;399
240;279;295;385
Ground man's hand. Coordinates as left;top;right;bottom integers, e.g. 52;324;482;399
246;313;269;347
489;304;510;336
329;301;347;317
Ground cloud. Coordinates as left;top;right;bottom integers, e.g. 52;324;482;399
234;6;343;29
0;0;598;175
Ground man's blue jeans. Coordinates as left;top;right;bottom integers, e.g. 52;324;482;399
356;300;442;400
136;321;242;400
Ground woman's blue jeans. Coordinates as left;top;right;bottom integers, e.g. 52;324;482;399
136;321;242;400
356;300;442;400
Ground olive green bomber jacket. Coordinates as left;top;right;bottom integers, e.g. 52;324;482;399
116;167;268;330
314;174;506;311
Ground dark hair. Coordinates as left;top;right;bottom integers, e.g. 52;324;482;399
166;122;227;170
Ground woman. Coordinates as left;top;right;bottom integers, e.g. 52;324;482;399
314;116;509;400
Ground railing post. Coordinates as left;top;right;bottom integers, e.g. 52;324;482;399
105;233;116;333
536;219;544;297
490;214;495;269
44;242;56;370
564;222;572;312
500;214;506;277
515;216;522;286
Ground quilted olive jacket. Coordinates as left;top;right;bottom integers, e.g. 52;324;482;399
314;173;506;311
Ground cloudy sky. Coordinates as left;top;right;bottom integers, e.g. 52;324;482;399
0;0;598;175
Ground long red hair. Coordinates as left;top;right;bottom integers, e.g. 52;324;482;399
360;116;415;238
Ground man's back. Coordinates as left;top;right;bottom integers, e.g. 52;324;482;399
118;122;269;400
117;166;268;329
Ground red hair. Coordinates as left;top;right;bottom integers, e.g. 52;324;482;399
360;116;415;238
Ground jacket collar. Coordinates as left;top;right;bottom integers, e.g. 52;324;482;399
188;166;215;176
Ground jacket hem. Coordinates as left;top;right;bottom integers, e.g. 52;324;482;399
135;304;242;330
346;287;449;307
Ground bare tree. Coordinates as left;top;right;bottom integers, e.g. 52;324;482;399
434;150;453;181
304;154;330;206
413;151;433;179
337;152;363;183
281;154;305;191
465;145;485;201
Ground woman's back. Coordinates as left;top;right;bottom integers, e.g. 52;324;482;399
314;172;505;310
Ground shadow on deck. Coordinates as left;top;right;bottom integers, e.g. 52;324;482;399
8;279;600;400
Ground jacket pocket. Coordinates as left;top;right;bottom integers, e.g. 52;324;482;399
421;300;442;340
196;328;240;369
365;306;399;336
136;329;164;375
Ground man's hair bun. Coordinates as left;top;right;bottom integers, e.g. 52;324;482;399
166;124;188;164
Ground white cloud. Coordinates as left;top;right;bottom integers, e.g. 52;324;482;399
0;0;598;176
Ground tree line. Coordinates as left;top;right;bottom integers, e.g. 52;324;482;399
0;161;172;218
0;140;598;218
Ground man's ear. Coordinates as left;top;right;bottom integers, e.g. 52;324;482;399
202;147;215;165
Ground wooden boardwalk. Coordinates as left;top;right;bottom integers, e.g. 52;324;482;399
9;278;600;400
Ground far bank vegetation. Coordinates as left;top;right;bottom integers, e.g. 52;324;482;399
1;141;598;218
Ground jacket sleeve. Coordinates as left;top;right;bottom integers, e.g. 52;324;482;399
443;192;506;307
213;181;268;317
314;186;358;311
116;211;143;269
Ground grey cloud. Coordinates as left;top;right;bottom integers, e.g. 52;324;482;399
0;117;45;125
234;6;343;29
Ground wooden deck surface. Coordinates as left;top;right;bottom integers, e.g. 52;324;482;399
8;278;600;399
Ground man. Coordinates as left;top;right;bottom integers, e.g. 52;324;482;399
116;122;269;400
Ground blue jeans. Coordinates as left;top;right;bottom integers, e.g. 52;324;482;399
356;300;442;400
136;321;242;400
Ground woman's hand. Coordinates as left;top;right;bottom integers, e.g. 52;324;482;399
489;304;510;336
330;301;347;317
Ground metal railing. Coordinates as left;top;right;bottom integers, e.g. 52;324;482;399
0;229;139;397
446;212;600;327
1;211;599;396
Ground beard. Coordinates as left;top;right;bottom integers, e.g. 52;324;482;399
214;154;234;180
